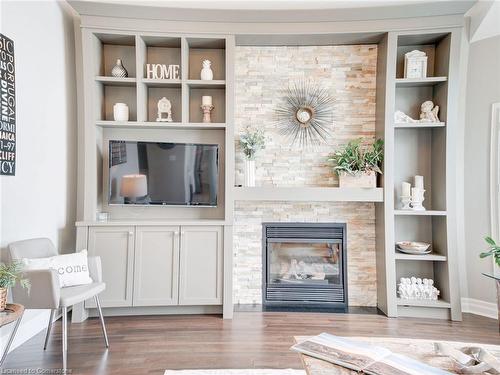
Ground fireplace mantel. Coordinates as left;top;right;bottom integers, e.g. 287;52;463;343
234;187;383;202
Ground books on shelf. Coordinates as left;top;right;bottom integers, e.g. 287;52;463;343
291;333;451;375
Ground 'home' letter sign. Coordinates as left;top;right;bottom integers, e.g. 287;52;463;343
146;64;180;80
0;33;16;176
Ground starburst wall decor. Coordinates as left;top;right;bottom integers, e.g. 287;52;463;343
275;80;335;147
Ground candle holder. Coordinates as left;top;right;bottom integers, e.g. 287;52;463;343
400;196;412;210
410;188;426;211
201;104;214;123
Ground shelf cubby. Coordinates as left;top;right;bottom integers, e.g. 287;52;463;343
94;33;136;78
100;85;137;122
187;38;226;81
147;87;182;122
396;33;450;79
394;215;447;257
394;127;446;211
189;87;226;123
141;36;182;79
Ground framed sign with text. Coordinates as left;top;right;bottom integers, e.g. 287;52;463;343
0;33;16;176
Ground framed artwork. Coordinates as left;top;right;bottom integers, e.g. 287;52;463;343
0;33;16;176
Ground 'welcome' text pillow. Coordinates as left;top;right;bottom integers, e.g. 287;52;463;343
22;250;93;287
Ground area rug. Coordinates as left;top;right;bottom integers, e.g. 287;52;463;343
165;370;305;375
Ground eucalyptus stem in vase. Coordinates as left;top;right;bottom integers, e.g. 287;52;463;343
239;128;265;187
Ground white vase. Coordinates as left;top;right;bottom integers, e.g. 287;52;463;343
113;103;129;121
244;159;256;187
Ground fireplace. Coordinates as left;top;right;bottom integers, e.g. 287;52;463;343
262;223;347;310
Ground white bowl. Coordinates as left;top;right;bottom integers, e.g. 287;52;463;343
396;241;431;253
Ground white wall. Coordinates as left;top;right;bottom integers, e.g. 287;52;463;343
464;34;500;307
0;0;77;354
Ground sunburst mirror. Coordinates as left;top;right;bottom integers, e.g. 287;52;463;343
275;80;335;146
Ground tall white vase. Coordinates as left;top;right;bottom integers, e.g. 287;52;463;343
244;159;256;187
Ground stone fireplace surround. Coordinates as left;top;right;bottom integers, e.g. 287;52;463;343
233;44;378;308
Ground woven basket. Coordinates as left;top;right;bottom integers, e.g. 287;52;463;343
0;287;7;312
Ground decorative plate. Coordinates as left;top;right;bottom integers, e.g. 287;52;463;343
396;241;431;254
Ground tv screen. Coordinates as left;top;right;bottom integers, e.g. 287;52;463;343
108;141;219;206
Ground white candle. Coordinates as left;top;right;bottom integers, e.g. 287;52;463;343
402;182;411;197
202;96;212;106
414;175;424;189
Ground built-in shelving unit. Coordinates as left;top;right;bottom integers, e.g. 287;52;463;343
376;30;461;321
234;186;384;202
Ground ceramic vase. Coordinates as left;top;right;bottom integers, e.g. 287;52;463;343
244;159;256;187
0;287;7;312
200;59;213;80
111;58;128;78
113;103;129;121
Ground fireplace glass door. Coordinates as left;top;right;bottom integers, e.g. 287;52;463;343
262;223;347;309
268;240;343;287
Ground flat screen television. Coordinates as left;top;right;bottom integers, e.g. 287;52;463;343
108;141;219;206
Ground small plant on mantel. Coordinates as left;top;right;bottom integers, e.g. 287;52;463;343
327;138;384;188
239;128;265;187
0;261;30;311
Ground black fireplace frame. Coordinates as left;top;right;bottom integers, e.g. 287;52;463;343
262;222;348;311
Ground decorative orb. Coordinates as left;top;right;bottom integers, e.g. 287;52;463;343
296;107;312;124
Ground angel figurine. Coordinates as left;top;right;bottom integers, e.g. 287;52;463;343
419;100;440;123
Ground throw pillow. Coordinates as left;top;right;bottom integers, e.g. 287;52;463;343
22;250;93;287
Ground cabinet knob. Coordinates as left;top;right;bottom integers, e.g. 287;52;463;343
128;231;133;236
174;231;179;235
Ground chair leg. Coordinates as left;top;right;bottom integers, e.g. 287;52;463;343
94;295;109;348
0;312;23;367
62;306;68;371
43;309;55;350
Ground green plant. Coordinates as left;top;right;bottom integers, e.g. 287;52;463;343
327;138;384;176
0;261;30;290
480;236;500;268
239;128;265;160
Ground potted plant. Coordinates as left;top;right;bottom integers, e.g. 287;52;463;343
479;236;500;330
239;127;265;187
327;138;384;188
0;261;30;311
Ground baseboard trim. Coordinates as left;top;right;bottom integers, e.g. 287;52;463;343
461;297;498;319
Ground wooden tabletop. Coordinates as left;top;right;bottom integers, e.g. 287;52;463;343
294;336;500;375
0;304;24;328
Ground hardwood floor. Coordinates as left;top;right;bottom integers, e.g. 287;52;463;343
3;311;499;375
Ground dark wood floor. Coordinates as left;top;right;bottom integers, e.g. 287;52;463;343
3;311;499;375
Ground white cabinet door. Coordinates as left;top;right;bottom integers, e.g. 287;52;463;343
133;226;180;306
179;226;223;305
86;226;135;308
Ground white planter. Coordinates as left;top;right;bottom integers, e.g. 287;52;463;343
113;103;129;121
338;171;376;188
244;159;256;187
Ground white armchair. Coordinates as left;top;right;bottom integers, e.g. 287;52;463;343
8;238;109;370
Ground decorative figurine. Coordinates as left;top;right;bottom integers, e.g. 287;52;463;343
404;50;427;79
398;277;440;300
156;97;173;122
201;95;214;123
419;100;440;122
394;110;418;123
111;59;128;78
200;59;214;80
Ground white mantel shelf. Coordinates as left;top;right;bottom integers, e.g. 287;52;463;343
233;186;383;202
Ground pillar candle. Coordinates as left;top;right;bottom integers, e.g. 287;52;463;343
202;96;212;106
414;175;424;189
402;182;411;197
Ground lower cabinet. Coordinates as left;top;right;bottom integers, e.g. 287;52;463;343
86;226;135;308
133;226;180;306
179;226;223;305
85;225;222;308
